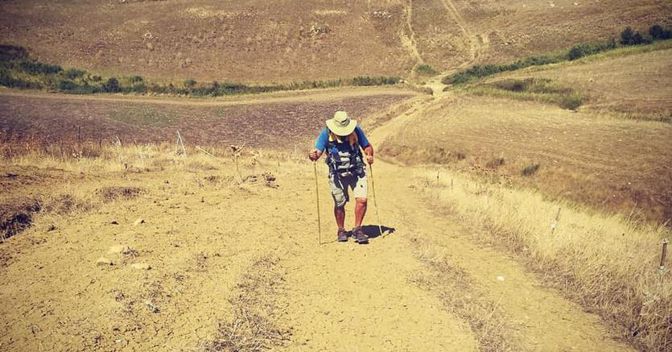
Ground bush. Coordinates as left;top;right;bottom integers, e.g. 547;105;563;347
352;76;400;86
19;60;62;75
620;27;650;45
416;64;438;75
568;40;616;60
58;79;78;91
522;164;540;176
102;77;120;93
0;45;28;61
130;83;147;94
443;55;563;85
63;68;86;79
649;24;672;40
184;79;197;88
129;75;143;83
559;93;583;111
0;67;12;86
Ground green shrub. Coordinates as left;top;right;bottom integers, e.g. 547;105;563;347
0;45;28;61
352;76;400;86
416;64;438;75
58;79;78;91
443;55;563;85
130;83;147;93
559;93;583;111
649;24;672;40
64;68;86;79
184;79;197;88
102;77;120;93
568;40;617;60
129;75;144;83
444;23;670;85
522;164;540;176
19;60;62;75
620;27;651;45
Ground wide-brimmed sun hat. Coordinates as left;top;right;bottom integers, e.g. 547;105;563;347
326;111;357;136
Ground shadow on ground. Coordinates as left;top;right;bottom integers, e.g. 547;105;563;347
362;225;396;239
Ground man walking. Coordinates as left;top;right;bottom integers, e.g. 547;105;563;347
309;111;374;244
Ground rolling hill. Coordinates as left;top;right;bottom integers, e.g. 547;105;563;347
0;0;670;83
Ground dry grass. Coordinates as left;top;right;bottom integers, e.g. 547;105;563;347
413;167;672;351
0;141;307;245
411;239;519;352
1;1;670;83
488;43;672;121
0;91;412;150
203;256;291;351
380;93;672;224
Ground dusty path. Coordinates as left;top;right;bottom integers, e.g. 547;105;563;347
400;0;425;69
0;94;635;351
354;161;632;351
0;86;417;108
275;151;631;351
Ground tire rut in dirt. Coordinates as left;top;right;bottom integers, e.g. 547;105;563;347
202;255;292;351
410;237;522;352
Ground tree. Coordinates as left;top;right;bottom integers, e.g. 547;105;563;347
102;77;120;93
620;27;635;45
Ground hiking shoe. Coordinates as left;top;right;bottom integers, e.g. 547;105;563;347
337;228;348;242
353;227;369;244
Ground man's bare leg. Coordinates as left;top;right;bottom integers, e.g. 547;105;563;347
354;197;367;228
334;205;346;229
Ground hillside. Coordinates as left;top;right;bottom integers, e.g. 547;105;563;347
0;0;670;83
2;1;672;351
378;45;672;223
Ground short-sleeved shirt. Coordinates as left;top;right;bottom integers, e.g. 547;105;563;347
314;125;370;151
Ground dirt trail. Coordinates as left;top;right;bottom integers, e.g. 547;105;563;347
365;162;631;351
400;0;424;69
438;0;481;62
273;157;631;350
0;96;635;351
0;86;417;108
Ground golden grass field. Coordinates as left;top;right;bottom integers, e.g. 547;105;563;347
2;1;672;351
380;45;672;224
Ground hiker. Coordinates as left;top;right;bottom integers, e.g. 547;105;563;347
309;111;374;244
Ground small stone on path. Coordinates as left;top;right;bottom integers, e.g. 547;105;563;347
131;263;151;270
96;257;113;266
108;245;132;255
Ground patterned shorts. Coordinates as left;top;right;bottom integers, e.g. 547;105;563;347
328;173;368;207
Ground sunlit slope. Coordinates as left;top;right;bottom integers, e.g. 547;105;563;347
1;0;669;83
379;47;672;223
490;45;672;120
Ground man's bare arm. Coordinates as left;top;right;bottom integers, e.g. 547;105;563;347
363;145;374;164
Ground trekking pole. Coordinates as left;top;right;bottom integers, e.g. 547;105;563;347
313;161;322;245
369;164;384;237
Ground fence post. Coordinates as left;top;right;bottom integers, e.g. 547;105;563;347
551;207;561;234
176;130;187;157
660;239;669;271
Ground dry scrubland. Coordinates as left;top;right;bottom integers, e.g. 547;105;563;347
0;144;653;351
0;0;670;83
1;141;669;351
381;46;672;224
1;0;672;351
0;89;413;148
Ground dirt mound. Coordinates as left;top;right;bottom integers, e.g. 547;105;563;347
0;198;41;240
97;186;144;202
